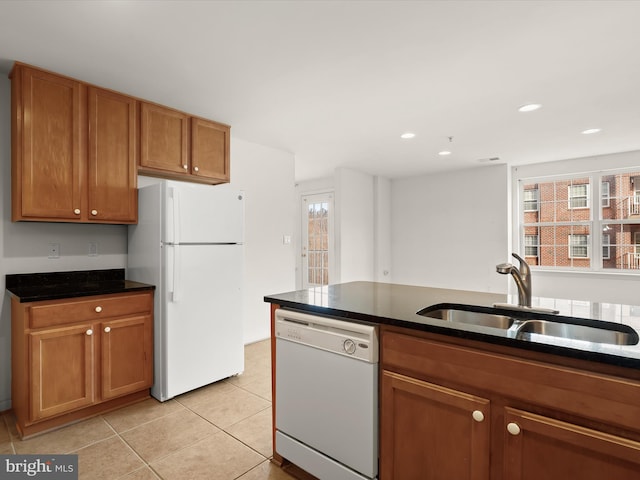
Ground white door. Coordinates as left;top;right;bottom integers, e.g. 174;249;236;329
301;193;334;288
164;244;244;399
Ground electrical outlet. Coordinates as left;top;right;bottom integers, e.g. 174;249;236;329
88;242;99;257
48;243;60;259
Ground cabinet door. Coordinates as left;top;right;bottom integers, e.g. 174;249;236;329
29;324;95;421
87;87;138;223
13;65;85;221
101;315;153;400
504;407;640;480
140;102;190;175
191;117;230;183
380;371;490;480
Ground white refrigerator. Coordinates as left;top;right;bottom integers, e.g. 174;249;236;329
127;180;244;401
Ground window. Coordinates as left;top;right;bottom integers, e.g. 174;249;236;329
524;234;538;257
602;233;611;259
519;168;640;272
602;182;610;207
523;188;538;212
568;184;589;209
569;234;589;258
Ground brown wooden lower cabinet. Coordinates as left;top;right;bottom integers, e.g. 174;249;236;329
380;371;490;480
11;291;153;438
380;326;640;480
503;407;640;480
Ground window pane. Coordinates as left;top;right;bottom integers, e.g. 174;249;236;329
535;225;591;268
534;177;590;222
602;223;640;270
569;234;589;258
568;183;589;209
523;187;538;212
524;233;539;258
306;199;330;286
601;171;640;220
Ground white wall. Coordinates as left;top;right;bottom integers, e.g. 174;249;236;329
391;164;509;293
227;138;296;343
513;150;640;304
335;168;375;283
374;176;391;282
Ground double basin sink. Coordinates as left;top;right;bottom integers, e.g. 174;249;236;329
417;305;639;346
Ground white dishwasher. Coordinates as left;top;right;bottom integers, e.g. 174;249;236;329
275;308;379;480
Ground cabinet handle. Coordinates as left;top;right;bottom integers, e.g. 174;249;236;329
472;410;485;422
183;164;188;170
104;326;111;333
74;208;81;215
507;422;521;436
193;166;199;173
95;306;102;313
86;329;93;336
91;209;98;216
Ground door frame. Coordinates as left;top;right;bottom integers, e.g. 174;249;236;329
300;192;335;289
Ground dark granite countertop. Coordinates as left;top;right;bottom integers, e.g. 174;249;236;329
265;281;640;370
6;269;155;303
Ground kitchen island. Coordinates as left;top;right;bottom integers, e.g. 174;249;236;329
265;282;640;480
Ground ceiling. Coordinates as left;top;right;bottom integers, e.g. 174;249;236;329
1;1;639;181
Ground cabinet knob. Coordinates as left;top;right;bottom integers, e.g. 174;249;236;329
472;410;485;422
104;326;111;333
95;306;102;313
91;209;98;216
193;166;199;173
74;208;81;215
507;422;521;436
86;329;93;336
183;164;188;170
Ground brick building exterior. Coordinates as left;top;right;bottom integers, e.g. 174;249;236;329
523;171;640;270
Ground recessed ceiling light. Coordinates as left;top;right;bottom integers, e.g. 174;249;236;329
581;128;602;135
400;132;415;139
518;103;542;112
438;150;452;156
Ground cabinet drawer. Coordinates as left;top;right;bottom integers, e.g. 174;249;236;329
28;293;152;329
382;329;640;433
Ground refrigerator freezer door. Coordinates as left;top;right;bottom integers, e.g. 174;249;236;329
164;182;244;244
164;243;244;399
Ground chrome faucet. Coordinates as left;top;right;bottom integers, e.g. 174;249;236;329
496;253;531;308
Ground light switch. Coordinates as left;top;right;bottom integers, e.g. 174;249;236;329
283;235;292;245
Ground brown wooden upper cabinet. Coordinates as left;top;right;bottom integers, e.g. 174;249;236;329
10;63;138;224
139;102;230;184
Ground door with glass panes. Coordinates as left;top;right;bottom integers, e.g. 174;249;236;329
301;193;334;288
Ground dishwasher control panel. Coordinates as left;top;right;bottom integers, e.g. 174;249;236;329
275;309;378;363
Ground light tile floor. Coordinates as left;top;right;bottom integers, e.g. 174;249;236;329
0;340;295;480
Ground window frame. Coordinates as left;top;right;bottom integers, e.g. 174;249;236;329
568;183;589;209
523;188;539;212
602;181;610;208
568;234;590;259
524;234;539;257
602;233;611;260
517;167;640;274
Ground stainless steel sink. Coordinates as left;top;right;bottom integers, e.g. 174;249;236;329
417;306;639;346
419;308;514;329
514;319;638;345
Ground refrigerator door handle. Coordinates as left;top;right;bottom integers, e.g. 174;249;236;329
172;245;182;302
172;187;181;245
